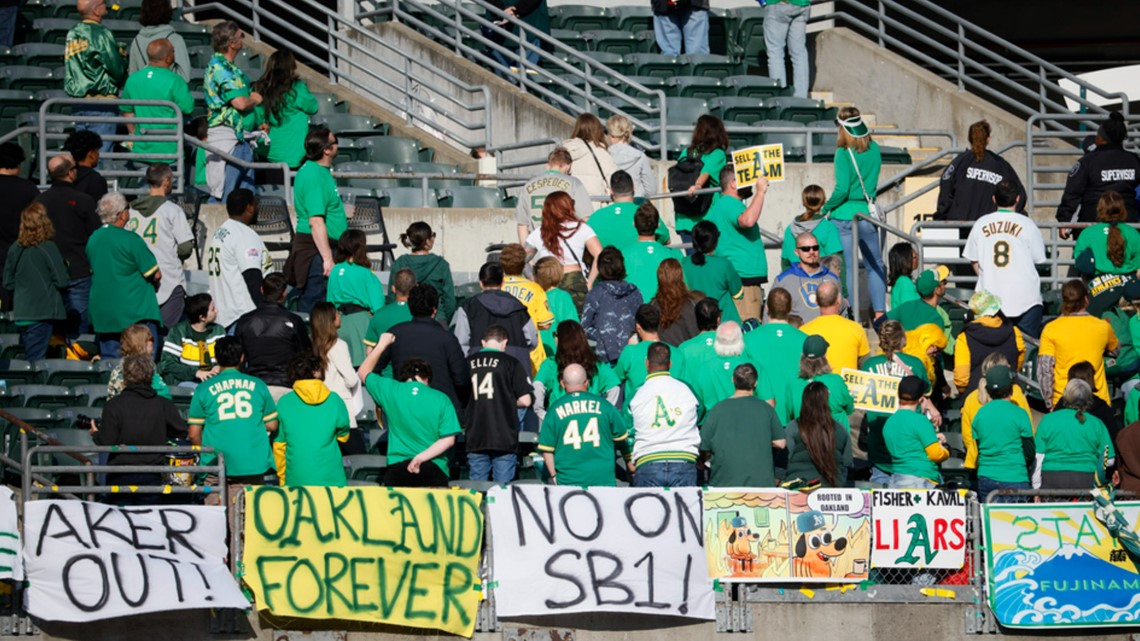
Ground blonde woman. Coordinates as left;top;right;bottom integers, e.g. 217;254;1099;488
106;324;171;400
2;203;68;361
605;115;654;199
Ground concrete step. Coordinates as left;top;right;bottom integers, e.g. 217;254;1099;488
907;147;950;163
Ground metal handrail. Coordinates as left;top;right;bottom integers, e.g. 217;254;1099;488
0;408;88;500
183;135;294;204
1025;113;1140;211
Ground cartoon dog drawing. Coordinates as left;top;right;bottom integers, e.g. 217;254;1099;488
793;510;848;578
720;514;761;574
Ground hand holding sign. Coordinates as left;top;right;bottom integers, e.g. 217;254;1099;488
732;144;785;188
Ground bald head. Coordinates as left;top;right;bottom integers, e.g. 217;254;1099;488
48;153;75;182
561;364;588;392
714;321;744;357
794;231;821;269
816;281;841;313
77;0;106;21
147;38;175;66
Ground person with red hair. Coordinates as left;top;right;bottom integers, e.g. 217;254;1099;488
524;190;602;311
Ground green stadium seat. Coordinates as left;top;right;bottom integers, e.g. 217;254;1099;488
20;0;51;21
0;387;18;408
614;5;654;33
657;96;708;124
807;119;839;146
730;7;767;66
171;21;212;48
766;96;830;124
96;358;119;383
439;186;504;208
580;50;629;76
0;66;56;92
107;0;143;21
810;143;837;163
880;146;913;165
669;76;722;100
723;74;787;99
311;92;346;115
0;359;38;385
0;334;20;359
70;383;108;407
311;113;385;138
35;359;102;386
11;43;64;68
450;479;495;492
584;30;639;56
397;162;465;187
360;136;431;164
680;53;739;79
168;386;194;411
30;18;72;44
338;186;375;199
0;407;57;430
626;53;678;79
380;187;438;208
43;424;99;468
709;96;767;125
343;454;387;482
9;384;73;409
336;160;400;190
251;196;294;244
642;119;690;160
620;75;668;95
187;45;214;68
754;119;807;153
549;5;613;32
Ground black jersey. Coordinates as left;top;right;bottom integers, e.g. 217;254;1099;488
463;349;533;452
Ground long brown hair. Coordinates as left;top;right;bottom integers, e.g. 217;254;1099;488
310;302;339;375
1097;191;1128;268
1061;279;1088;315
571;113;608;148
836;106;871;153
553;320;598;380
17;202;53;247
798;184;825;222
252;50;299;125
877;320;906;360
539;191;581;260
798;381;840;486
968;120;990;162
120;324;153;357
689;114;729;156
654;258;690;328
335;229;370;266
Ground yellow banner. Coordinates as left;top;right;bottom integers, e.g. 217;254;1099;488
731;143;785;187
841;368;900;413
243;486;484;637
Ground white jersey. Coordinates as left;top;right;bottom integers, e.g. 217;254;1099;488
629;372;701;465
963;209;1046;317
126;201;194;305
207;219;271;327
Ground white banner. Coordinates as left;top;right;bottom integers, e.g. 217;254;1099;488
870;489;968;570
0;487;20;581
23;500;248;621
487;486;714;620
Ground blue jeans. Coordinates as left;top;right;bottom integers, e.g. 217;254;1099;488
764;2;810;98
468;451;517;484
977;477;1030;503
870;466;892;487
490;35;541;78
73;104;118;153
65;276;92;336
222;139;255;205
98;320;158;359
633;460;697;488
653;9;709;56
19;322;53;361
834;218;887;314
0;5;17;48
1009;304;1043;339
889;473;936;489
297;252;327;314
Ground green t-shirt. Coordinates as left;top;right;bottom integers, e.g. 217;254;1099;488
785;372;855;431
187;368;278;476
675;147;727;232
743;323;807;423
677;331;716;379
364;301;412;347
541;287;580;357
860;352;929;472
890;276;919;310
538;390;629;487
886;298;942;331
588;202;669;249
689;354;776;413
120;65;195;161
699;395;785;487
1035;408;1114;474
536;359;620;407
365;373;461;475
293;161;347;241
1074;222;1140;276
613;340;686;409
972;399;1034;483
275;384;350;486
327;261;384;312
622;240;681;301
86;224;161;333
882;407;942;482
705;194;767;279
682;254;743;325
258;80;319;168
780;217;843;264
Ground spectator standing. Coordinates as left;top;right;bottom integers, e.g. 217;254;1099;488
234;272;311;400
964;180;1046;337
861;320;932;485
785;335;855;431
464;325;534;483
487;0;549;70
1038;280;1118;409
961;353;1031;473
624;202;681;300
953;290;1024;395
614;304;687;408
120;39;195;164
207;188;271;330
589;171;669;249
326;230;384;366
532;320;621;418
525;191;602;310
605;116;655;200
128;163;194;328
286;125;345;313
158;293;224;387
651;0;709;56
582;247;643;364
743;288;807;423
882;376;948;489
1059;361;1121;444
689;321;776;412
683;220;743;325
1074;191;1140;278
65;0;126;152
706;167;768;321
454;262;539;375
87;192;162;358
360;339;462;487
128;0;191;81
538;363;630;487
676;297;720;371
515;147;593;245
799;282;869;372
629;342;703;487
887;241;919;310
38;155;100;336
311;303;364;452
62;131;108;202
784;381;852;487
0;144;40;311
677;116;730;246
388;222;456;324
1056;112;1140;227
886;269;950;382
364;268;414;357
651;258;700;346
533;256;579;357
781;184;842;271
2;204;68;361
562;113;618;205
274;352;351;487
700;363;786;487
774;231;844;324
1035;379;1114;490
0;0;16;48
823;107;886;318
500;243;554;373
764;0;811;98
106;324;170;399
252;50;319;177
972;365;1036;499
203;21;262;203
935;120;1027;222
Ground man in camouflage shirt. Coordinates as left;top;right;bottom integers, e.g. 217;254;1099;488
65;0;126;153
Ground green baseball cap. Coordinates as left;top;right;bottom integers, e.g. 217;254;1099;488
916;269;940;297
803;335;830;359
984;365;1014;392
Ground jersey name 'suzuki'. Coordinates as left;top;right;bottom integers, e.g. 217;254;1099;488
556;398;602;420
208;377;260;396
980;221;1023;238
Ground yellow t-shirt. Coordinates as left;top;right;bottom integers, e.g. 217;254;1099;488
800;314;871;373
1038;314;1119;406
960;386;1033;469
503;275;554;372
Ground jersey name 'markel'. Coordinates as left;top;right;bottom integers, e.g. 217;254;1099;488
207;377;259;396
555;398;603;420
965;166;1003;184
1102;169;1136;181
980;221;1023;238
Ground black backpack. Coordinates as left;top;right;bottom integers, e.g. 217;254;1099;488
668;148;711;217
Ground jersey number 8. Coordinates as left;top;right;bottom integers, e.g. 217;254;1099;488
993;240;1010;268
563;417;600;450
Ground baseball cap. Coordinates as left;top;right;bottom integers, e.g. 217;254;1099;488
796;510;826;533
916;270;940;297
984;365;1014;393
898;375;926;401
837;114;869;138
969;290;1002;317
933;265;950;282
803;335;830;358
1125;279;1140;301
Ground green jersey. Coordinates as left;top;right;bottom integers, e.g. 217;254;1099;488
622;240;681;301
294;161;347;241
365;374;461;475
327;261;384;312
972;399;1034;483
275;381;350;486
699;395;785;487
256;80;319;168
743;323;807;423
886;299;942;331
535;359;620;408
538;390;629;487
588;202;669;249
890;276;919;310
86;224;160;333
785;372;855;431
682;254;743;324
882;407;942;482
64;20;126;98
187;368;278;476
612;340;686;409
1035;409;1114;474
541;287;579;356
120;65;195;161
860;352;929;472
705;194;767;279
364;301;413;347
689;354;776;413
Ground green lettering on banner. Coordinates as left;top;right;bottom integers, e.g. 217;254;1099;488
895;514;935;566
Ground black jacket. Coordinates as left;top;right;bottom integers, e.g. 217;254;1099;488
935;150;1027;221
36;182;100;279
95;385;187;466
961;317;1020;394
457;290;534;375
1056;143;1140;223
72;166;108;204
234;301;311;387
378;316;471;414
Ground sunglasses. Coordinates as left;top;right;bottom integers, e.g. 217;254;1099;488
797;244;820;252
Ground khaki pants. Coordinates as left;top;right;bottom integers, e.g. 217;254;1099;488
736;284;764;323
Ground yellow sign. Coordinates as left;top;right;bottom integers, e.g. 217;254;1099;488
731;143;785;187
243;486;484;637
841;368;900;414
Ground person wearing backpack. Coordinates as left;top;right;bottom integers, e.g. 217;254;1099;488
671;115;729;250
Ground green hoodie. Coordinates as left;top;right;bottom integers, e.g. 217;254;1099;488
274;379;350;486
388;253;457;323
